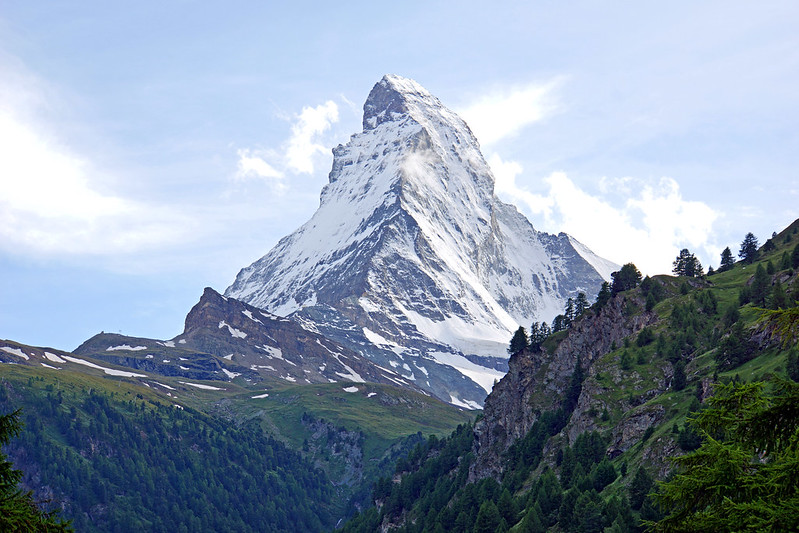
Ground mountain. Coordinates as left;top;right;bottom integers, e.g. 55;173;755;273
339;219;799;532
226;74;616;407
75;287;421;392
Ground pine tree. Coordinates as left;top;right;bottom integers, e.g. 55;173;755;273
739;232;760;263
595;282;611;309
508;326;529;355
575;292;589;317
751;263;770;306
672;248;703;277
611;263;642;295
719;246;735;272
650;380;799;532
564;298;575;326
0;410;72;532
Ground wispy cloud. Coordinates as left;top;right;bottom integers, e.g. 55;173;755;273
489;153;719;276
0;79;191;256
457;79;562;147
235;100;339;184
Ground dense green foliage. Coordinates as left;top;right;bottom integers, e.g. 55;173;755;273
672;249;703;278
651;380;799;531
0;381;335;532
0;408;72;532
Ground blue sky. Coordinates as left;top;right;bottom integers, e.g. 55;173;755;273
1;1;797;351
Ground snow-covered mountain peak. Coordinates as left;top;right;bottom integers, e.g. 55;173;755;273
226;75;616;407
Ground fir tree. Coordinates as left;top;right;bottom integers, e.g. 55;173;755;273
719;246;735;272
651;380;799;532
739;232;760;263
672;248;703;277
508;326;529;355
0;410;72;532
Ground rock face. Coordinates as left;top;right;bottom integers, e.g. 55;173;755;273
471;290;658;480
75;288;422;391
226;74;616;407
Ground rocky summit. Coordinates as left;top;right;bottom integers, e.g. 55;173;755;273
226;75;616;407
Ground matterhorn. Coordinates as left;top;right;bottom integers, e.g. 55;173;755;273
226;75;616;408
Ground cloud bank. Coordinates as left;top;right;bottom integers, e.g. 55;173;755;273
489;152;719;276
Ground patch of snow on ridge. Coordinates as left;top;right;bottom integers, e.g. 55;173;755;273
222;369;241;379
44;352;66;363
343;386;359;393
429;351;504;394
242;310;263;324
41;363;60;370
252;392;269;399
107;344;147;351
449;395;482;410
218;321;247;338
1;346;29;360
62;356;146;377
179;381;225;390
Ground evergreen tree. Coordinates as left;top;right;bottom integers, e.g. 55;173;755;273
719;246;735;271
751;263;770;306
595;282;611;309
611;264;642;295
628;467;653;510
0;410;72;532
672;248;703;277
508;326;529;355
552;315;566;333
575;292;589;317
473;500;501;533
564;298;575;326
793;243;799;269
739;232;760;263
672;360;687;391
651;380;799;532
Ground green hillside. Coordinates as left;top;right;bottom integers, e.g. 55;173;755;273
0;353;474;531
339;220;799;532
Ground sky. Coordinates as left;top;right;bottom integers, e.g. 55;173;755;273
1;1;797;351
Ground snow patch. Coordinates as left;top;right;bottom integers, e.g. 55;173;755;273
449;394;482;410
367;392;377;398
41;363;60;370
342;386;359;393
242;310;263;324
251;393;269;399
222;368;241;379
179;381;225;391
1;346;29;360
62;356;146;378
107;344;147;351
44;351;66;363
429;351;505;394
218;321;247;339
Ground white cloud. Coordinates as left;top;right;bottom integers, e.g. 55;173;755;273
0;76;192;256
457;80;561;147
235;148;284;181
488;155;719;276
233;100;339;187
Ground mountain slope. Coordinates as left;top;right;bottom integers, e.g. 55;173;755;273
226;74;615;407
339;218;799;532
